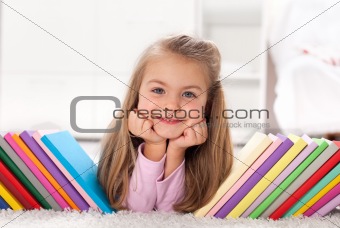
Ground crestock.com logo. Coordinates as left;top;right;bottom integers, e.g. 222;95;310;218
70;96;270;133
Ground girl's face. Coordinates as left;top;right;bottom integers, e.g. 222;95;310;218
138;53;209;139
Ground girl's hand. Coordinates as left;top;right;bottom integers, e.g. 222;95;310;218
128;109;166;145
168;118;208;153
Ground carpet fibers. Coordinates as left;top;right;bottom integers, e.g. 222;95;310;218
0;209;339;228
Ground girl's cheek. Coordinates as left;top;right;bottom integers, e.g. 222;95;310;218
137;99;157;113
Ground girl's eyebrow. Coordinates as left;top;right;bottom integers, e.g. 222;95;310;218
147;79;203;92
147;79;167;86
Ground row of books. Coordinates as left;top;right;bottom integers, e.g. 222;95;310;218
0;130;113;213
1;130;339;219
194;132;340;219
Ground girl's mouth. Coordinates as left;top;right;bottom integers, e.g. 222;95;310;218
159;118;182;125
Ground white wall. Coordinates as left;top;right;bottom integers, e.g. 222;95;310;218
0;0;266;143
0;0;199;139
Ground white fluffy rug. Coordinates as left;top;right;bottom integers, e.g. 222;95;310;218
0;209;340;228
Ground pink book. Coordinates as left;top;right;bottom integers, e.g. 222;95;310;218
4;132;69;210
242;134;317;217
312;193;340;217
33;130;98;210
304;182;340;217
207;134;282;216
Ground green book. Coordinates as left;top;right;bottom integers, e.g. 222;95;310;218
0;146;51;209
284;162;340;217
250;138;328;218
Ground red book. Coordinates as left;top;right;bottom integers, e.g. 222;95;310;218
0;160;41;209
269;145;340;220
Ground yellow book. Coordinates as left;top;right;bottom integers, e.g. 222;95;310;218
12;134;80;210
0;181;24;210
294;174;340;215
227;134;307;218
194;132;272;217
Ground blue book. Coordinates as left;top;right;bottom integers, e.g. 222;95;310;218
0;195;10;209
41;131;114;213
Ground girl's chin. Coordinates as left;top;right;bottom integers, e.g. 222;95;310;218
153;128;183;139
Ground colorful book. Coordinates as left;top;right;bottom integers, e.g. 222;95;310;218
251;135;321;218
241;135;328;218
214;134;293;218
304;182;340;217
3;132;63;211
207;134;282;216
313;193;340;217
0;134;53;209
0;160;41;209
294;174;340;216
21;131;88;211
269;142;340;220
41;131;114;213
285;163;340;217
226;134;307;218
11;133;72;209
0;181;23;210
194;132;272;217
0;196;10;209
265;139;339;218
33;130;92;211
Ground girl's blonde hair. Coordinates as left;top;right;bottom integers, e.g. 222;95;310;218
97;34;233;212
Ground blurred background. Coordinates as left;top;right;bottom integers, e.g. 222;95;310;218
1;0;339;158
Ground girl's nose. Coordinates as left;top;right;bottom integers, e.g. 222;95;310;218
163;102;181;118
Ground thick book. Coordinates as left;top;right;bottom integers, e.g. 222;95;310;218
241;135;328;218
21;131;88;211
313;193;340;217
304;182;340;217
3;132;62;211
41;131;114;213
250;135;321;218
11;133;71;210
264;138;339;218
0;134;53;209
33;130;92;211
0;196;10;209
207;134;282;216
0;160;41;209
294;174;340;216
214;134;294;218
194;132;273;217
286;162;340;216
226;134;307;218
0;181;23;210
270;141;340;220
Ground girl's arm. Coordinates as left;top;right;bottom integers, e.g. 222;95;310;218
125;143;186;212
124;142;166;212
155;147;186;212
163;147;185;179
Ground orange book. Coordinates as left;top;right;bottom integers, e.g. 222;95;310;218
12;134;79;210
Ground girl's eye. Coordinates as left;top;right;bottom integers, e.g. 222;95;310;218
152;88;165;94
182;91;196;98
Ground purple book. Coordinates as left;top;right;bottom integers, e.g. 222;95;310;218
242;134;317;217
20;131;89;211
214;134;293;218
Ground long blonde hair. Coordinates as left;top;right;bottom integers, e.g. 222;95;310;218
97;34;233;212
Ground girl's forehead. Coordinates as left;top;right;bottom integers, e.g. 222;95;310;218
142;53;210;87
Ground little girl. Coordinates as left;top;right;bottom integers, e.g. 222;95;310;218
97;34;233;213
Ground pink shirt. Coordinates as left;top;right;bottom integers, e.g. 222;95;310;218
124;143;185;212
